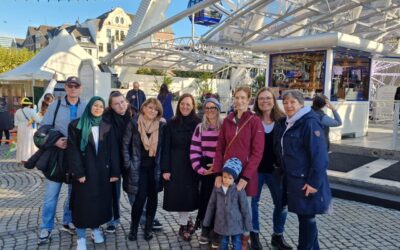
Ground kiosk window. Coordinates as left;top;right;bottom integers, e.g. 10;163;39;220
269;51;326;99
331;50;370;101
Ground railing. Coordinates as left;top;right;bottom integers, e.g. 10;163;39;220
370;100;395;123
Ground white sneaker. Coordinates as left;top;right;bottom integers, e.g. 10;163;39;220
76;238;87;250
91;228;104;244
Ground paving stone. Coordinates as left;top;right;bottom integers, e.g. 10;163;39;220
1;145;400;249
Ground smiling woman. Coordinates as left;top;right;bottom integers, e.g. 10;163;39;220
67;96;120;250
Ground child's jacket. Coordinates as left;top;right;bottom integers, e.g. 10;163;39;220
203;183;252;236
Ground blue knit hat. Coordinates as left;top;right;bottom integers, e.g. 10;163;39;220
223;157;242;180
203;97;221;112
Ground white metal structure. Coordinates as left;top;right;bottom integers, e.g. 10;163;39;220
103;0;400;69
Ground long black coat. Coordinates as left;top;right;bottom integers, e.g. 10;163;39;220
161;116;200;212
67;119;120;228
121;119;165;194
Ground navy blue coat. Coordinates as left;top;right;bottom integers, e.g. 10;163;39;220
274;111;332;215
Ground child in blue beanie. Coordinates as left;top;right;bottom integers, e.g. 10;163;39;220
203;157;252;249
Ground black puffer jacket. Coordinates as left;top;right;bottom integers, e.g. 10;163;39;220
121;119;165;194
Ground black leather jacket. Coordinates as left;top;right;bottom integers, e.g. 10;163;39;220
121;119;165;194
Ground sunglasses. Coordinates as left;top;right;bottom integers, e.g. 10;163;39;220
66;84;80;89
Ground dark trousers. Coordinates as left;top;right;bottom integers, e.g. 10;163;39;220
297;214;320;250
0;130;10;144
197;174;216;223
131;165;158;229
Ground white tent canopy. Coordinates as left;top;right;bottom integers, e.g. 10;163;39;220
0;29;94;82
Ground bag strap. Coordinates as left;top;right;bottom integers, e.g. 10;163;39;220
21;108;30;121
52;99;61;127
224;115;254;158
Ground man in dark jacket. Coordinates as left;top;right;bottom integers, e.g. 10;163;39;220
126;81;146;111
37;76;86;245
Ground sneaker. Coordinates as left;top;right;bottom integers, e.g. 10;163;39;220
152;218;163;230
61;223;76;235
37;229;52;245
76;238;87;250
199;235;210;245
91;229;104;244
106;225;116;234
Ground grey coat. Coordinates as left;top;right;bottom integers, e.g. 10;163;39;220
203;184;252;236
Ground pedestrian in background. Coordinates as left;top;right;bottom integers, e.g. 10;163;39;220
213;86;264;249
189;97;222;245
126;81;146;112
203;158;252;250
67;96;120;250
157;83;174;121
14;97;41;163
0;97;12;145
162;93;201;241
275;90;332;250
311;94;342;150
122;98;165;241
250;87;292;250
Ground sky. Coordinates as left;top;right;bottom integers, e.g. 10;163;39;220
0;0;210;39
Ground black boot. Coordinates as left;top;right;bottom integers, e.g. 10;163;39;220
128;226;138;241
144;216;154;241
250;231;263;250
271;233;293;250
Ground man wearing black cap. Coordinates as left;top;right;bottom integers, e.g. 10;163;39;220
37;76;87;245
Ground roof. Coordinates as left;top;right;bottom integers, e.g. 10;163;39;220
26;25;56;37
0;29;96;81
0;35;17;48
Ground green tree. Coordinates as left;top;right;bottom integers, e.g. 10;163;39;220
151;76;173;94
0;48;36;74
136;67;164;76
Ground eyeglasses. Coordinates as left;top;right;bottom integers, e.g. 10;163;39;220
66;84;80;89
258;97;273;101
205;107;218;111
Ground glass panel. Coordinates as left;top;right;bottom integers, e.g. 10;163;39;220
270;51;326;99
331;50;370;101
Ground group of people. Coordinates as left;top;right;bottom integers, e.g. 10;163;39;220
22;75;340;250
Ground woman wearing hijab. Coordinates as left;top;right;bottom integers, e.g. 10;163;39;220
274;90;332;250
67;96;120;250
122;98;165;241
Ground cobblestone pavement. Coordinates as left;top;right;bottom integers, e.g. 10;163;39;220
0;145;399;250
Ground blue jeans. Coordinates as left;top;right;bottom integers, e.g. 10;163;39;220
107;180;121;226
40;180;72;231
298;214;320;250
251;172;287;233
220;234;241;250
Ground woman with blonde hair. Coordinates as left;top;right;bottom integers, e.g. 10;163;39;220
213;86;264;249
190;97;223;245
122;98;165;241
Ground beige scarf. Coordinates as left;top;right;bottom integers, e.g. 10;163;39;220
138;114;160;157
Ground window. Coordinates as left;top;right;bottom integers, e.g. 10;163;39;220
99;43;103;52
121;17;124;24
115;30;120;41
331;49;371;101
107;43;111;53
85;49;92;55
80;36;90;43
115;16;119;24
106;29;111;38
270;51;326;99
121;31;125;41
